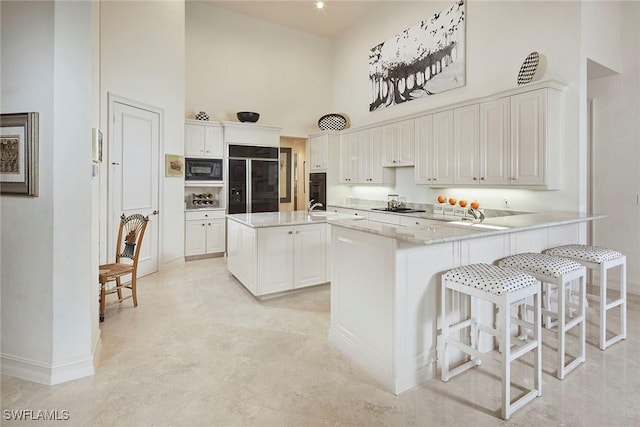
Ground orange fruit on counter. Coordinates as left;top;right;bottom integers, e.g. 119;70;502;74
437;195;446;203
470;201;480;209
459;200;467;207
448;198;456;205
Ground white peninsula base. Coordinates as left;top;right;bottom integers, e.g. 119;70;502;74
329;219;585;395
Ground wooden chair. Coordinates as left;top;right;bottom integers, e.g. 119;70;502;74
99;213;149;321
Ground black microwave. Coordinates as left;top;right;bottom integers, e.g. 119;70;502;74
185;157;223;182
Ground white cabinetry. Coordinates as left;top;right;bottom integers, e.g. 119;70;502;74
227;220;328;297
453;104;480;185
328;206;369;219
185;210;226;258
339;132;359;183
415;111;454;185
382;119;415;167
309;133;329;171
510;89;561;187
185;121;223;158
480;98;510;185
222;121;282;147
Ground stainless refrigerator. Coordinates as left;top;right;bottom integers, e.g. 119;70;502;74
228;145;280;214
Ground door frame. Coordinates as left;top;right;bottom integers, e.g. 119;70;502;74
106;92;164;268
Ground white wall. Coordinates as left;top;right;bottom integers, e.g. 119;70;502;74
185;2;334;137
330;0;584;213
100;0;186;266
589;1;640;292
1;0;98;384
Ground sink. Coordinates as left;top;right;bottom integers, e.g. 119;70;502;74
309;211;339;218
447;221;508;230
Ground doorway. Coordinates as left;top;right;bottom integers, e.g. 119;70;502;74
107;94;161;277
279;136;307;212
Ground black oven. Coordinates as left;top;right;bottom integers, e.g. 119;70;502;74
185;158;223;182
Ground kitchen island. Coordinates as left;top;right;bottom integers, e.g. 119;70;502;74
226;211;334;298
327;211;603;395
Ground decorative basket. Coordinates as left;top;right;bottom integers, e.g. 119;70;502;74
195;111;210;121
318;113;348;131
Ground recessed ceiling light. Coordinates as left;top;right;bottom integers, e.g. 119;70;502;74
316;1;324;10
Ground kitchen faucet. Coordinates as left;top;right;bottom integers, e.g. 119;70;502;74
309;200;323;212
468;208;485;222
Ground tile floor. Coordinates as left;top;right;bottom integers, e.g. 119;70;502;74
2;257;639;426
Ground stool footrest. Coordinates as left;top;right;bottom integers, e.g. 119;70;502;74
449;318;476;333
605;299;624;310
564;315;585;332
510;339;538;361
508;389;541;418
446;338;490;365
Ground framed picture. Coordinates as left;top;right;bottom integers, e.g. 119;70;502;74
92;128;103;163
279;147;291;203
165;154;184;177
1;112;39;196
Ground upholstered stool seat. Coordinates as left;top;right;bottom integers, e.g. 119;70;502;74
499;253;586;379
440;263;542;420
547;244;626;350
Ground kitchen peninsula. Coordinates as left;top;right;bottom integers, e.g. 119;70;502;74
327;211;603;395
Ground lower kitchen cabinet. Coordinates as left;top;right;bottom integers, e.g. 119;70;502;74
185;210;226;258
227;219;328;297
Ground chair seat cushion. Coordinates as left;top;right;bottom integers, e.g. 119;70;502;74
99;263;134;282
443;263;537;296
547;244;623;264
499;253;583;280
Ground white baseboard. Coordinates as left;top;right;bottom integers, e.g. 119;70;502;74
1;335;101;385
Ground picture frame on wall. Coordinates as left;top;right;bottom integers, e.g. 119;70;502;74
165;154;184;177
0;112;39;196
92;128;103;163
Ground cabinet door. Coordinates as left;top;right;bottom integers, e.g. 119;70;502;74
414;115;433;184
511;90;546;185
310;134;328;171
382;123;398;167
185;220;206;256
480;98;510;185
357;129;371;183
205;218;225;254
454;105;480;185
226;220;241;274
368;127;385;183
185;124;205;157
204;126;224;157
258;227;294;294
340;132;358;183
432;110;455;185
397;119;415;166
294;224;327;288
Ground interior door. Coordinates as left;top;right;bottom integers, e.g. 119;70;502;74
109;99;160;277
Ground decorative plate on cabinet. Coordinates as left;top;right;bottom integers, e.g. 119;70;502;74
517;51;539;85
318;113;348;131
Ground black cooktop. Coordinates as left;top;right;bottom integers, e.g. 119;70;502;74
371;207;425;213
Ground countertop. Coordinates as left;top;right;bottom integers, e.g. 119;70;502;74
226;211;338;228
327;211;606;245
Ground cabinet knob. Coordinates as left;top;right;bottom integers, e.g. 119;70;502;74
208;223;211;226
480;177;485;181
204;214;208;217
415;221;420;225
427;178;432;181
201;223;205;227
288;231;293;234
393;160;397;163
473;177;477;181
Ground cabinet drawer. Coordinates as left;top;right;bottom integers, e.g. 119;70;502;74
186;210;225;221
399;216;437;227
329;207;369;219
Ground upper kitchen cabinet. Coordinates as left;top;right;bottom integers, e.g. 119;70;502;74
309;131;340;172
339;131;359;183
222;121;282;147
415;111;454;185
382;119;415;167
452;99;510;186
358;127;393;184
510;88;562;188
185;120;223;158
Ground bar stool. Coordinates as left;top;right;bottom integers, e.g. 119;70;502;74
546;244;626;350
499;253;586;379
440;263;542;420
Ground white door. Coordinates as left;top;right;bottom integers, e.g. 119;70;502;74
109;99;160;277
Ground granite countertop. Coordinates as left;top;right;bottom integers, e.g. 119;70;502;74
327;211;606;245
226;211;340;228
